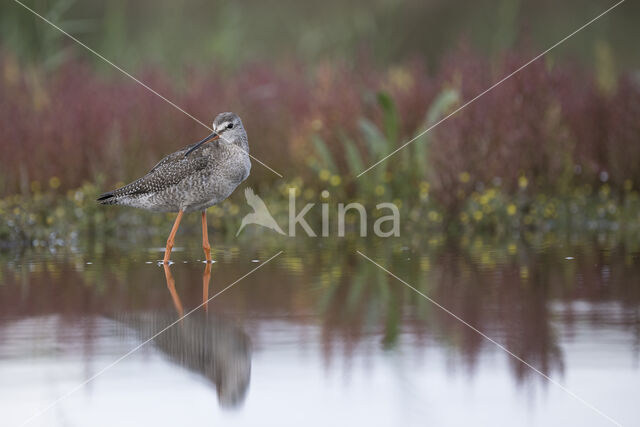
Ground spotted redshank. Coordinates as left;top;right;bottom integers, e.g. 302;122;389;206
97;112;251;263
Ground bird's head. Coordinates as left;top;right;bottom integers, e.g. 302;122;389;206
213;112;247;147
185;112;248;156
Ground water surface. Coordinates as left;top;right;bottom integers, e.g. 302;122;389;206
1;240;638;426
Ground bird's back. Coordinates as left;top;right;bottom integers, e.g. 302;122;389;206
97;142;250;213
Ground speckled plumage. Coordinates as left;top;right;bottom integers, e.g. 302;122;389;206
97;112;251;213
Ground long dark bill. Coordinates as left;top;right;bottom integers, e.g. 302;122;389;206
184;132;219;157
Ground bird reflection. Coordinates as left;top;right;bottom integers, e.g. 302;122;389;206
133;263;251;408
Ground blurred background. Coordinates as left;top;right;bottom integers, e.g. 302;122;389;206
2;2;640;427
3;0;640;71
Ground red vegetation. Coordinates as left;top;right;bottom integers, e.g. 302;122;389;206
0;50;639;203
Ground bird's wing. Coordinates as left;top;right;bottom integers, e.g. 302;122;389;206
110;149;210;198
148;142;200;173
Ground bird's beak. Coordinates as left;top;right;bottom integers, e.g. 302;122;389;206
184;132;219;157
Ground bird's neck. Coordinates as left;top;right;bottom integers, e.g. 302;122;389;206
235;134;249;153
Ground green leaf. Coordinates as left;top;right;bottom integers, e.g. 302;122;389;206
358;118;386;158
413;88;460;175
311;135;337;173
426;88;459;125
343;138;364;177
377;91;399;143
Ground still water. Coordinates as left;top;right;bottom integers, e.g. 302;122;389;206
0;239;638;427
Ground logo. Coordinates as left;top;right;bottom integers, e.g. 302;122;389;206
236;188;286;236
237;188;400;237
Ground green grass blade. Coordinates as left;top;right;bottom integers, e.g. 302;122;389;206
312;134;338;173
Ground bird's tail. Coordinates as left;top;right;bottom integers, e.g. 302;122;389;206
96;191;119;205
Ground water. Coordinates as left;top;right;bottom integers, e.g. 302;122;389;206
0;240;638;427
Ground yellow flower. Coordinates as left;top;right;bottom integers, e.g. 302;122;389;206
329;175;341;186
310;118;323;131
508;243;517;254
375;185;385;196
49;176;61;189
428;211;439;222
507;204;517;216
473;210;483;221
459;171;470;183
518;176;528;189
389;67;414;91
319;169;330;181
303;188;315;200
544;204;555;218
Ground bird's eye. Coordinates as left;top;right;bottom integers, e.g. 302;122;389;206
227;123;234;130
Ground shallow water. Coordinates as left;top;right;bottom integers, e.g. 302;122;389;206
0;240;639;427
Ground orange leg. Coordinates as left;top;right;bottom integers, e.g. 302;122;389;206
164;210;184;264
201;210;212;262
163;264;184;317
203;262;212;312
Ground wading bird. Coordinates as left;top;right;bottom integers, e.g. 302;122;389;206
97;112;251;263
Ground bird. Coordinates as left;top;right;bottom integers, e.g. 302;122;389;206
97;112;251;263
236;187;285;236
120;263;251;408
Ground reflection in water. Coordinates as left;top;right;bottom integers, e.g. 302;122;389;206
0;242;639;426
311;245;640;384
120;263;251;408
